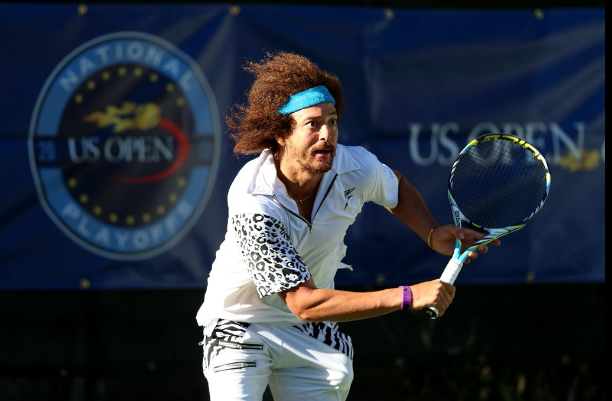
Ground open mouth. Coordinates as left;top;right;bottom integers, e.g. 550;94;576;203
312;147;333;157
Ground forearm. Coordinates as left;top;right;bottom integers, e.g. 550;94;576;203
386;170;438;243
280;282;403;322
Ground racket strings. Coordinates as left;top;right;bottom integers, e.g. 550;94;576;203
451;139;548;229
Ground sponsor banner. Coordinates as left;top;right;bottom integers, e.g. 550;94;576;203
0;4;605;289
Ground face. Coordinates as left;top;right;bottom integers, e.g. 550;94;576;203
278;102;338;175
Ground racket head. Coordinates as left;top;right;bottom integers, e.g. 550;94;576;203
448;133;551;246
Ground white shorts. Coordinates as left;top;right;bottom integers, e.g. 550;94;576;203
201;319;354;401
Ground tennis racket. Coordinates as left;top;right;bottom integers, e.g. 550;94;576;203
423;133;551;319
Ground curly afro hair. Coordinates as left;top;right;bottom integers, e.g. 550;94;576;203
227;51;344;156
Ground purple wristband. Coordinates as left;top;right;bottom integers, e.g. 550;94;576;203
399;286;413;310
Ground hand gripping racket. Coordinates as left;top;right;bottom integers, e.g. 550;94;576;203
423;134;551;319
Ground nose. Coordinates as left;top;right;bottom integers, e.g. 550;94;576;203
319;123;336;143
318;124;329;141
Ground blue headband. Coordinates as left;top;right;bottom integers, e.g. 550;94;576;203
278;85;336;115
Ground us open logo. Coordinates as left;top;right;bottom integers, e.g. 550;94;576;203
28;32;221;260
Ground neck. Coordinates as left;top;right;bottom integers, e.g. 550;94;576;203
274;154;321;203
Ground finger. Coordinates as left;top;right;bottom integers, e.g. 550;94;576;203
446;285;457;299
440;284;455;302
437;295;453;316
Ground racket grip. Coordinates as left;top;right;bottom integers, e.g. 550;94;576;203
422;259;464;320
440;258;464;285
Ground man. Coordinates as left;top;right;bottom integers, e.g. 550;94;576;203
197;51;498;400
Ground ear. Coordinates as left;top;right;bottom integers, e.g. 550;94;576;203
275;134;286;147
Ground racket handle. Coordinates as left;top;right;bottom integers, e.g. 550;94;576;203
423;306;439;319
422;259;464;320
440;258;464;285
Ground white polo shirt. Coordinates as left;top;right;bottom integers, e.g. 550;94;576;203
196;144;399;326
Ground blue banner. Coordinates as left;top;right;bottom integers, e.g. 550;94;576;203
0;4;605;289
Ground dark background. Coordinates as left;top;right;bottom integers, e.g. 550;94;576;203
20;0;605;6
0;1;605;400
0;285;605;400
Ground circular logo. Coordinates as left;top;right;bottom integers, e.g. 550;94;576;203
28;32;221;260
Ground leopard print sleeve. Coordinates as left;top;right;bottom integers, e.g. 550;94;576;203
231;213;311;298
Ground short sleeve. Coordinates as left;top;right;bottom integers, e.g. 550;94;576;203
366;152;399;209
231;213;311;298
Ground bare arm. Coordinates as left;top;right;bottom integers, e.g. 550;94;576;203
386;170;500;259
385;170;439;244
278;278;455;322
277;169;456;322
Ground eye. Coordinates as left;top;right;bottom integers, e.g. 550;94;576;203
329;118;338;127
307;121;318;128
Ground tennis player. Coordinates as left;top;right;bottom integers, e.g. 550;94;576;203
196;51;499;400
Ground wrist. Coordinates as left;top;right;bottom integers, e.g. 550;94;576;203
399;286;413;310
427;226;438;249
